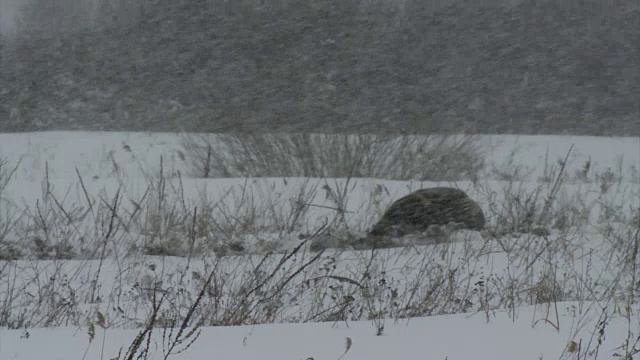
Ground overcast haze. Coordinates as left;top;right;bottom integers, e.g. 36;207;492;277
0;0;639;135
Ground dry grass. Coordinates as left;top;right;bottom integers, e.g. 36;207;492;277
180;132;484;181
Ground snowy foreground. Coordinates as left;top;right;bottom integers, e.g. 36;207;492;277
1;304;635;360
0;131;639;360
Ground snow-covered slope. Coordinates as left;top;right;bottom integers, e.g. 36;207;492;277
0;131;638;360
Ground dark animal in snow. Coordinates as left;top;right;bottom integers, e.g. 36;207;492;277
369;187;485;238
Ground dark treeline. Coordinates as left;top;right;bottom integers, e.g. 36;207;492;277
0;0;638;135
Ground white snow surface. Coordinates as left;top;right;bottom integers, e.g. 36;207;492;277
1;304;634;360
0;131;638;360
0;131;638;184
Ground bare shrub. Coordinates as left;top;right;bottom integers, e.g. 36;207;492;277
180;132;484;181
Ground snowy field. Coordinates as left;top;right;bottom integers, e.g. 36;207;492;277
0;131;639;360
2;305;636;360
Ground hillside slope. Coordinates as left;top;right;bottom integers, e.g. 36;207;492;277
1;0;639;134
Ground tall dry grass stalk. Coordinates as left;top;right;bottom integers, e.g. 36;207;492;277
180;132;484;181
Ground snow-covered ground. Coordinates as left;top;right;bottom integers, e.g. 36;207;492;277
0;131;639;183
2;304;635;360
0;131;639;360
